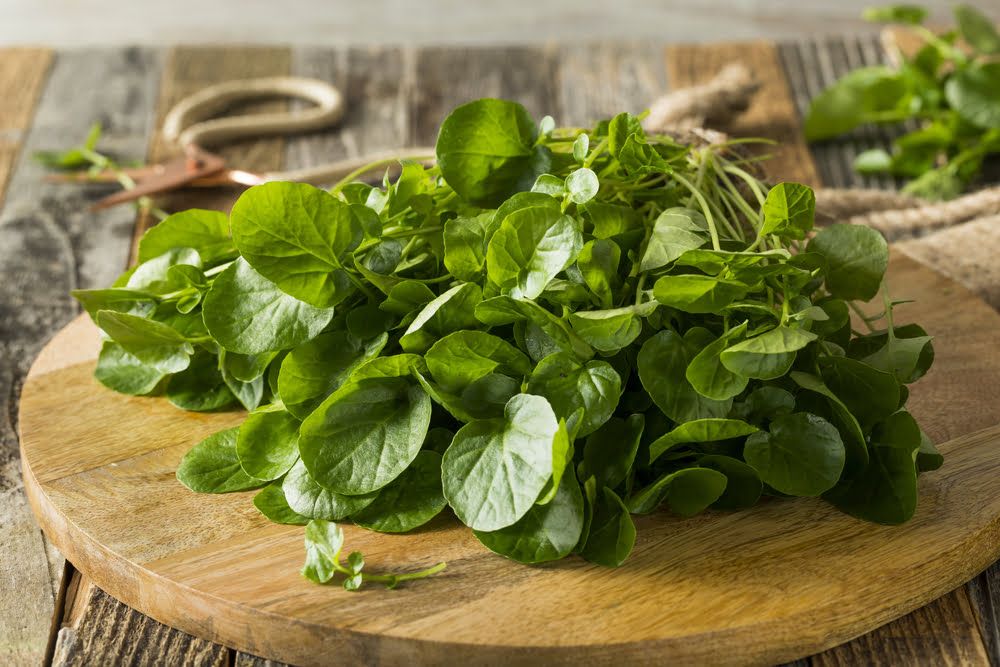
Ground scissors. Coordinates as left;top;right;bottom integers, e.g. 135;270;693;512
52;77;435;210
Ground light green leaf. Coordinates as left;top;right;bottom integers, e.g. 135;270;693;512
237;408;300;481
720;325;817;379
138;209;233;263
282;459;378;520
176;427;263;494
743;413;845;496
648;418;759;464
400;282;482;353
806;223;888;301
486;206;583;299
352;451;447;533
526;351;622;436
95;310;193;374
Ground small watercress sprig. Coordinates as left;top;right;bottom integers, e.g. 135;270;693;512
76;97;939;588
805;3;1000;199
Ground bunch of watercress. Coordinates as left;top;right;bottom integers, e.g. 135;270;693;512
74;98;940;588
804;3;1000;199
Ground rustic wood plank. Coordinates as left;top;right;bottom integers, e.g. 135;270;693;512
556;41;667;127
0;46;162;667
50;573;228;667
410;45;559;146
810;587;991;666
129;46;292;257
0;48;53;204
666;41;820;187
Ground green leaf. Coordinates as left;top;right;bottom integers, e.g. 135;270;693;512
72;288;155;321
443;212;498;281
849;324;934;383
648;418;759;464
583;201;644;245
760;182;815;239
93;341;166;395
278;331;372;420
862;4;928;24
399;282;482;353
138;209;233;263
435;98;550;206
425;330;531;393
282;459;377;520
380;280;436;316
299;377;432;495
301;519;344;584
803;67;910;140
95;310;193;374
955;4;1000;54
166;352;235;411
566;167;599;204
577;239;620;308
231;182;364;307
819;355;899;427
176;427;263;494
352;451;447;533
581;414;645;489
686;323;750;401
580;486;636;567
486;206;583;299
237;408;300;481
790;371;870;475
627;467;727;515
475;296;594;360
352;353;425;381
945;63;1000;129
806;223;888;301
824;410;921;524
573;133;589;162
698;455;763;510
637;330;732;422
653;274;749;313
202;258;335;355
526;351;622;436
475;472;584;563
720;326;817;380
568;305;649;354
253;482;308;526
743;413;846;496
441;394;558;531
640;208;709;272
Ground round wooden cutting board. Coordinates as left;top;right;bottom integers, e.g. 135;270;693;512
18;253;1000;666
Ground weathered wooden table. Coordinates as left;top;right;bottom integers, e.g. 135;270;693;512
1;40;997;666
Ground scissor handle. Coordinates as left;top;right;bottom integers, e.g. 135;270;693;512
162;77;345;150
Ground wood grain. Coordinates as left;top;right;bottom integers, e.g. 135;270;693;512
0;47;162;667
0;48;53;204
666;41;821;188
16;251;1000;666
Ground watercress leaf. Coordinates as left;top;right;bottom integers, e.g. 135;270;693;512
221;365;265;412
732;386;796;425
526;351;622;436
231;181;364;308
648;418;759;464
352;451;447;533
581;414;645;489
849;323;934;383
202;258;335;355
351;353;426;381
531;173;567;196
697;455;763;510
640;208;709;272
824;410;921;524
426;330;532;393
443;212;498;281
72;288;155;321
475;295;594;360
577;239;620;308
803;67;910;140
862;4;927;24
743;412;846;496
282;459;378;520
818;355;899;427
486;206;583;299
790;371;869;475
279;331;365;420
806;223;888;301
237;408;300;481
627;467;727;516
686;322;750;401
126;248;202;293
301;519;344;584
535;415;577;505
441;393;558;531
93;341;166;395
583;201;644;246
760;182;815;239
945;63;1000;129
166;352;235;411
414;370;479;423
176;427;263;493
955;4;1000;54
653;274;749;313
853;148;894;174
400;282;482;353
95;310;193;374
566;167;599;204
568;305;649;354
137;209;233;263
917;429;944;472
299;377;432;495
637;330;732;422
580;486;636;567
720;326;817;380
460;373;521;419
253;482;308;526
436;98;550;206
608;112;645;158
379;280;436;316
573;133;589;162
475;472;584;564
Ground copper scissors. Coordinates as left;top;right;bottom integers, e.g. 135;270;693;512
52;77;434;209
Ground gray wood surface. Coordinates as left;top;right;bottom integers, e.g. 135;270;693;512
0;47;162;666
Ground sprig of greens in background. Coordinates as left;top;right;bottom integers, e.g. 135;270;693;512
75;98;939;588
804;3;1000;199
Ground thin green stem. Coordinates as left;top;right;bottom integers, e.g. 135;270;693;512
671;171;721;251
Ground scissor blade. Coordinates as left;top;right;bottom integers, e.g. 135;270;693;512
88;153;226;211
